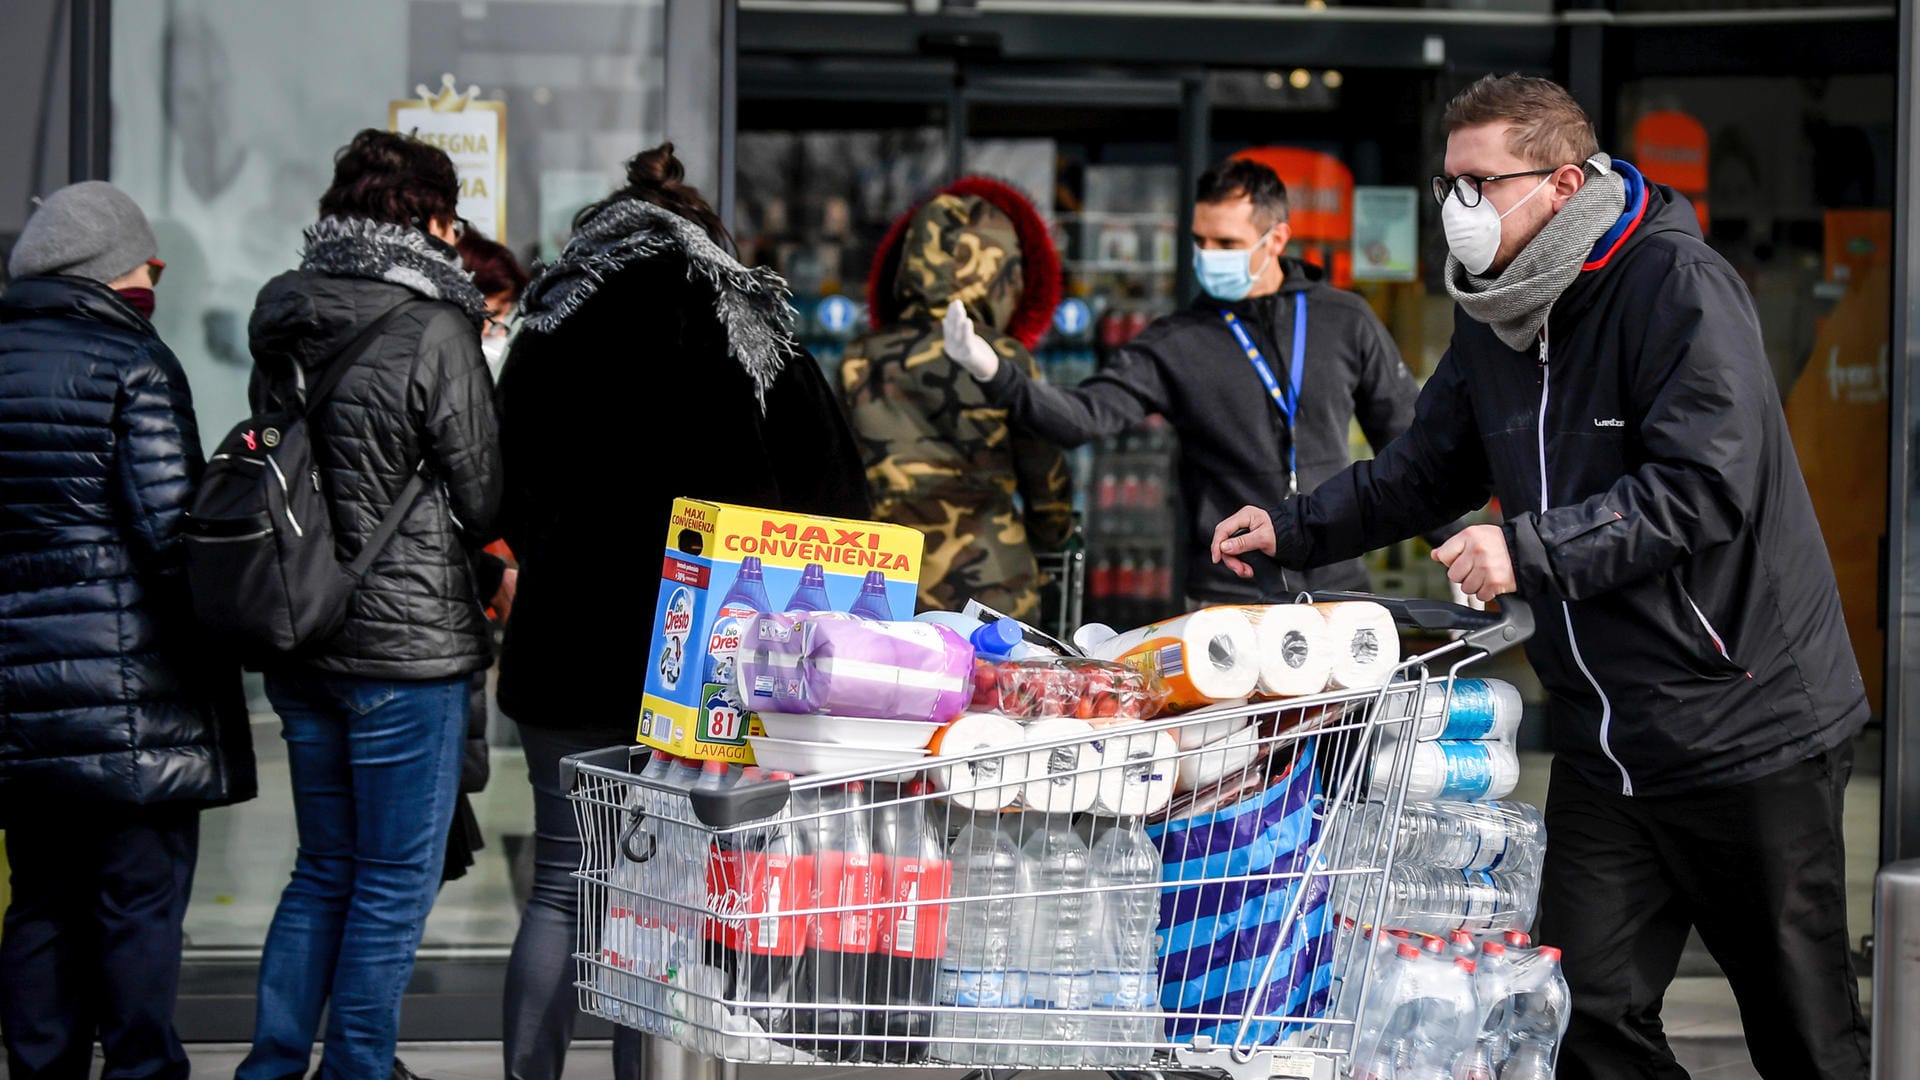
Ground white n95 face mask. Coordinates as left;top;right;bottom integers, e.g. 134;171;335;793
1442;174;1554;276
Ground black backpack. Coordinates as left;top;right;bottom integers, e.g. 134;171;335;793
184;300;429;655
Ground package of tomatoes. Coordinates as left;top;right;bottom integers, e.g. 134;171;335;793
968;657;1168;724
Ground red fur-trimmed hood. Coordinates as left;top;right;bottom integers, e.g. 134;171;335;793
865;175;1061;350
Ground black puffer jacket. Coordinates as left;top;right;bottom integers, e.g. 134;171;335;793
248;273;501;679
0;275;255;822
1273;169;1868;796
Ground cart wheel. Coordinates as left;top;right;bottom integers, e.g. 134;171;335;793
959;1070;1021;1080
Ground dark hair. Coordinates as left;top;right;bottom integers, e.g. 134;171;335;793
457;227;529;301
1197;159;1289;229
318;129;460;229
1444;74;1599;169
577;142;733;250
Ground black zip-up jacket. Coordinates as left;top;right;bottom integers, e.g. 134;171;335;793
981;257;1427;601
1271;174;1868;796
0;276;255;822
249;273;502;680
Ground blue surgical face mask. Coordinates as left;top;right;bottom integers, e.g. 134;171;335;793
1192;229;1276;302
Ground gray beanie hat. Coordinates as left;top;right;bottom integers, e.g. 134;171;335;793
9;181;159;285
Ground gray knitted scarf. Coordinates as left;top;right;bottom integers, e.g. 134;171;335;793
1444;156;1627;351
519;198;797;411
299;215;488;327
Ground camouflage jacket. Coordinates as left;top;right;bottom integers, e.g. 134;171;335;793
841;193;1074;618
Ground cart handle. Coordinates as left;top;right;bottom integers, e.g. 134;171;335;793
1310;589;1534;656
690;772;794;828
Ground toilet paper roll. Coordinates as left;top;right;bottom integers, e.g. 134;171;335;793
1175;722;1264;793
1312;601;1400;690
1018;717;1099;816
1086;608;1261;709
1169;699;1254;751
926;713;1029;811
1092;728;1178;817
1240;605;1335;698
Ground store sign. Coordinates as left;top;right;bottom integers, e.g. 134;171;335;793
1231;147;1354;243
1054;297;1091;337
1632;111;1709;235
1350;186;1419;283
815;294;858;335
391;74;508;243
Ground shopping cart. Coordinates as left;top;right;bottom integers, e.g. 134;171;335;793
1034;540;1087;645
563;593;1532;1080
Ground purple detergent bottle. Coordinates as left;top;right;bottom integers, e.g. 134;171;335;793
847;570;894;621
706;556;772;689
784;563;832;613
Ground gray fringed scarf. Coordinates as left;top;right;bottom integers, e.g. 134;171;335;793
300;216;489;327
1444;155;1628;351
519;198;797;411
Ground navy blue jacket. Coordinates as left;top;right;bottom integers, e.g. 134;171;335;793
0;275;254;822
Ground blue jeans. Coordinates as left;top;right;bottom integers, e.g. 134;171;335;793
238;672;467;1080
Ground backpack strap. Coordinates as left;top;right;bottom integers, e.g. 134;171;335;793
346;468;430;579
304;298;439;579
300;299;428;415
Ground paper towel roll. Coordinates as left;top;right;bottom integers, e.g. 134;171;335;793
1086;608;1261;709
1313;601;1399;690
1169;699;1255;751
927;713;1029;811
1176;722;1264;793
1092;728;1178;817
1240;605;1335;698
1018;717;1098;815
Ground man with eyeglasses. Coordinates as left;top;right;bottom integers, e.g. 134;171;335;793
1214;74;1869;1079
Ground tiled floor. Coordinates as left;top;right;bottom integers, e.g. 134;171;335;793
4;1032;1773;1080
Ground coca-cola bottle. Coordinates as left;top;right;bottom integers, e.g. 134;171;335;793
868;781;953;1062
808;782;878;1060
739;770;813;1041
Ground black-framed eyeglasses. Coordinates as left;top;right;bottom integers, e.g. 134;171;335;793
1430;168;1559;209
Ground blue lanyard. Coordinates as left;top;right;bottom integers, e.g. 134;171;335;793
1221;291;1308;495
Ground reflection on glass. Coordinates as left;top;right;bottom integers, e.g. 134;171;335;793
110;0;668;955
1620;74;1893;945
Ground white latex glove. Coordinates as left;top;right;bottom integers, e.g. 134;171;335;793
943;302;1001;380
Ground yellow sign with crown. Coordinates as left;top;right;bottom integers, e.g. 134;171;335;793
389;74;508;245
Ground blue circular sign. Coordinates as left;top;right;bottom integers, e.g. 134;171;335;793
816;294;858;334
1054;298;1091;336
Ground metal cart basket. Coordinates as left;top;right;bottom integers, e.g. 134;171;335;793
563;594;1532;1080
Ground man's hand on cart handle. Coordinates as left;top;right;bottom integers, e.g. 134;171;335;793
1212;505;1276;579
1434;525;1517;605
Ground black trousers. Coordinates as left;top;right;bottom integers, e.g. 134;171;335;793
1;805;201;1080
501;724;642;1080
1536;744;1869;1080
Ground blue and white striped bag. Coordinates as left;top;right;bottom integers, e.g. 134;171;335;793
1147;741;1334;1048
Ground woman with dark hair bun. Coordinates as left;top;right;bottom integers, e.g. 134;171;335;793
236;128;505;1080
493;142;869;1080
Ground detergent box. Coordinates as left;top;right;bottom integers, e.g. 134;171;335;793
639;499;926;762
